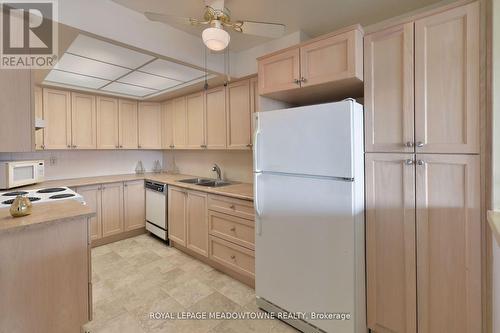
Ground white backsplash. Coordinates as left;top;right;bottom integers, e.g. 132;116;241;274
163;150;253;183
0;150;163;180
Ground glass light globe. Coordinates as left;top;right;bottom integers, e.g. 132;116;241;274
202;27;230;51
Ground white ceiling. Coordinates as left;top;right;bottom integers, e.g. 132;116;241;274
44;34;208;98
112;0;445;51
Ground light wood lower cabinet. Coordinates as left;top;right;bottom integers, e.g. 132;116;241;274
76;184;103;241
366;153;481;333
168;186;187;246
124;180;146;231
101;182;124;238
186;191;208;256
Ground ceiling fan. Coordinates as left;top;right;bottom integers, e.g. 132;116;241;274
143;0;286;51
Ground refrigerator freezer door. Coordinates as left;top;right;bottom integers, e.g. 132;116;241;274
254;101;359;179
255;172;358;333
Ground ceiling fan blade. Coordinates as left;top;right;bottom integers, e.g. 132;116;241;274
144;11;202;26
236;21;286;38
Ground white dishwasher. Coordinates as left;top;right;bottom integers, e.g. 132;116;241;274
145;180;168;241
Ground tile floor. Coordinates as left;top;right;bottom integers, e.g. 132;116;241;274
83;234;299;333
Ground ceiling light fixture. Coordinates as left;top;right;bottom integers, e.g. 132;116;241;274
202;20;230;51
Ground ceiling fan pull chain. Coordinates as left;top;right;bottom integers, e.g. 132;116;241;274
204;46;208;90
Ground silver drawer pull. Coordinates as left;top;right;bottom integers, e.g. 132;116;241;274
404;141;414;148
404;159;414;165
417;160;425;166
416;141;424;148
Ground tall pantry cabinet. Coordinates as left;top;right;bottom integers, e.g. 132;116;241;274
364;2;481;333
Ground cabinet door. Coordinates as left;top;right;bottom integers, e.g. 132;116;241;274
161;100;174;149
34;86;44;150
365;153;417;333
415;154;481;333
205;86;226;149
76;185;102;241
138;102;162;149
124;180;145;231
101;182;124;238
300;29;363;87
226;80;252;149
168;186;187;246
414;2;479;153
186;191;208;257
258;48;300;95
173;97;187;148
119;99;138;149
186;92;205;149
364;23;414;153
43;88;71;149
71;93;96;149
97;97;119;149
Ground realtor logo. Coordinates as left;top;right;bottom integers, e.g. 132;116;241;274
0;0;58;68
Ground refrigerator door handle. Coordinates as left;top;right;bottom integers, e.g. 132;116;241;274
253;116;262;172
255;172;262;235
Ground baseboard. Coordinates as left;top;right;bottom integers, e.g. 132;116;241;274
91;227;146;247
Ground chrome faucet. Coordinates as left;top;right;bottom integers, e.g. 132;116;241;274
212;164;222;181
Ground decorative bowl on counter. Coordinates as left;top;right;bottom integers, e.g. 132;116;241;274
10;195;32;217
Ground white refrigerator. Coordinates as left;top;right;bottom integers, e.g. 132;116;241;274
254;100;366;333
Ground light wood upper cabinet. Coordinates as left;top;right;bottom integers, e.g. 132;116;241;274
123;180;145;231
415;154;481;333
257;25;364;103
97;97;119;149
43;88;71;149
226;80;252;149
186;92;205;149
364;23;414;153
300;28;363;87
76;185;102;241
414;2;479;154
34;86;44;150
205;86;227;149
161;100;174;149
186;191;208;257
365;153;416;333
71;93;96;149
138;102;162;149
101;182;124;238
168;186;187;246
258;48;300;95
118;99;139;149
173;97;187;148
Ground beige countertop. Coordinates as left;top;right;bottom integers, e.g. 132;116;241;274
20;173;254;201
0;200;95;233
487;210;500;247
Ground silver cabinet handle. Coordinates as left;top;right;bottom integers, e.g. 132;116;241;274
246;143;253;148
138;145;142;149
416;141;424;148
67;144;71;148
294;79;300;85
200;144;207;148
417;160;425;166
72;145;77;149
170;144;175;149
300;77;307;83
115;145;119;149
404;141;414;148
41;144;45;149
119;145;123;148
404;159;415;165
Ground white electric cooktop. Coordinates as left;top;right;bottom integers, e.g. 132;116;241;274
0;187;84;209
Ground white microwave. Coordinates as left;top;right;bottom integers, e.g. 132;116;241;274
0;160;45;189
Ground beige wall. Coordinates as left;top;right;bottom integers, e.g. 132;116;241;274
163;150;253;183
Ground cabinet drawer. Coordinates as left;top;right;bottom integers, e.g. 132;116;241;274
208;195;254;220
209;236;255;279
209;211;254;250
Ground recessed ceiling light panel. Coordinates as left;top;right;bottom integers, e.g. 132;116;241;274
101;82;157;97
45;70;110;89
118;71;181;90
54;53;131;80
67;35;155;69
139;59;205;82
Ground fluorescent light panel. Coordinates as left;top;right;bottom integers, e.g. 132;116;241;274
139;59;206;82
67;34;155;69
55;53;130;80
101;82;157;97
118;71;181;90
45;70;110;89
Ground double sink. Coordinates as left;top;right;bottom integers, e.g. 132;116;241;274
177;178;232;188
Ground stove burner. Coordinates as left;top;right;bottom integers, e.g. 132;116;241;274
1;191;29;197
37;187;66;194
49;193;75;199
2;197;41;205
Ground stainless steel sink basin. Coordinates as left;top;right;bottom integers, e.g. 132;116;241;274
177;178;232;187
177;178;212;185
